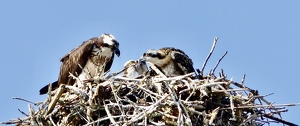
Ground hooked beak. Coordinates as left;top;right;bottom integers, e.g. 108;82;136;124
114;48;120;57
138;58;146;64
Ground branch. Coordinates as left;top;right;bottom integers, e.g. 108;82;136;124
212;51;227;74
201;37;218;74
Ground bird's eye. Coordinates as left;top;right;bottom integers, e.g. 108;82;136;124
143;53;146;56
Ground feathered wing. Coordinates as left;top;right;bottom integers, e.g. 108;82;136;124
171;50;195;74
58;39;94;86
40;39;94;95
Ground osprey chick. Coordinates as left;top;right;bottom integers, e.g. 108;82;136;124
39;33;120;95
141;47;194;76
123;60;148;78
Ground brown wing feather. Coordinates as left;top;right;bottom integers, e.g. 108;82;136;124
58;38;95;86
171;50;195;74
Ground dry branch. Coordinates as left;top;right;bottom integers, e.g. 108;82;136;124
201;37;218;74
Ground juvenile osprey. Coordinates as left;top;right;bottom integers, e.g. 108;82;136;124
141;47;194;76
123;60;148;78
39;33;120;95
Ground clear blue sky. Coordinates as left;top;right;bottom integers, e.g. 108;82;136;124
1;1;299;125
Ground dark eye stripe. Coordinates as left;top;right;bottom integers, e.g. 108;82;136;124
143;52;163;59
145;53;157;57
103;43;110;47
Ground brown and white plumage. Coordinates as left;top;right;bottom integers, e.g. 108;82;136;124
123;60;148;78
135;59;148;76
39;33;120;95
141;47;194;76
123;60;137;78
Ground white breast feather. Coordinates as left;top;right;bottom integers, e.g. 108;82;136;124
76;45;113;88
126;66;137;78
77;59;95;88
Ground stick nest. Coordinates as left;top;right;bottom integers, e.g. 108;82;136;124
2;37;298;126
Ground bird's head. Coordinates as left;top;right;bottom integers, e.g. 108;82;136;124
136;59;148;75
124;60;136;68
101;33;120;57
137;59;147;67
123;60;138;78
141;49;165;66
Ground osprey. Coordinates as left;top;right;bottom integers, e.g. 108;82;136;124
141;47;194;76
39;33;120;95
123;60;148;78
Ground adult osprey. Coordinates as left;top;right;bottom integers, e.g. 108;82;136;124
39;33;120;95
141;47;194;76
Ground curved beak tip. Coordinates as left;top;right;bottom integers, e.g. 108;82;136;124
138;59;146;65
139;58;145;62
115;49;120;57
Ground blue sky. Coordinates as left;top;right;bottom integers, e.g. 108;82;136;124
0;1;299;125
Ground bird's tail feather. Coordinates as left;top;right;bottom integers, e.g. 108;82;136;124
39;81;58;95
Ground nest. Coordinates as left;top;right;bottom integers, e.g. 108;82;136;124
2;37;298;126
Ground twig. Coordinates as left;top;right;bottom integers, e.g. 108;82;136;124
241;74;246;85
49;116;57;126
128;94;170;125
201;37;218;74
104;104;118;125
262;113;298;126
18;109;29;117
28;104;37;125
209;107;220;125
83;115;127;126
105;68;126;79
154;72;194;82
212;51;228;74
44;84;65;117
113;76;143;82
231;81;258;95
147;62;167;78
65;85;89;100
109;81;126;120
229;95;236;120
221;103;300;109
13;97;38;106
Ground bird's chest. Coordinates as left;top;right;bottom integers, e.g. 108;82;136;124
124;66;137;79
89;54;109;67
160;62;181;76
91;46;112;64
86;52;112;75
81;48;112;78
